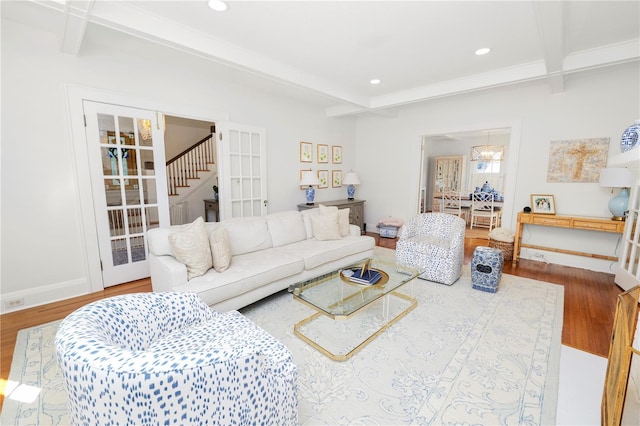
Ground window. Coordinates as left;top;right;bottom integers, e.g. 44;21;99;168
470;145;505;192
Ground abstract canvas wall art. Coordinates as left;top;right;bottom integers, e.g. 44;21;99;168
546;138;609;183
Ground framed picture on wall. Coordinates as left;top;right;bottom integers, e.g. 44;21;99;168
332;170;342;187
318;170;329;188
530;194;556;214
300;142;312;163
332;145;342;164
317;144;328;163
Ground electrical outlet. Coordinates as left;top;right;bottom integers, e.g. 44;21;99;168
5;297;24;308
533;253;545;259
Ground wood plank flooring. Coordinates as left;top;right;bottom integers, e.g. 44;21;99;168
1;232;622;410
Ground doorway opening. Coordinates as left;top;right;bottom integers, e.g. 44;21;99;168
164;115;217;225
418;125;520;234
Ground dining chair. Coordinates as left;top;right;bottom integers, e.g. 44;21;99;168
441;191;470;224
470;191;502;231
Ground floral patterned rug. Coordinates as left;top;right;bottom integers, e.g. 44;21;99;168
2;248;563;425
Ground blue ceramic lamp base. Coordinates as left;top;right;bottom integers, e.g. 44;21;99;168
347;185;355;200
305;186;316;205
608;188;630;221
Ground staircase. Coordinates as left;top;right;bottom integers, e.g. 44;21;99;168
167;132;216;197
166;132;216;225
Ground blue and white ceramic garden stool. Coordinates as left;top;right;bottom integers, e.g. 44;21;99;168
471;246;504;293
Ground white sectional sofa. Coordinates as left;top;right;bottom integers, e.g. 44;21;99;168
148;208;375;311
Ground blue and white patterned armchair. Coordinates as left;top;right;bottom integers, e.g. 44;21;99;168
55;292;297;425
395;213;466;285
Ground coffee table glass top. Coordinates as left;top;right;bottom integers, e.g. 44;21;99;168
290;258;420;319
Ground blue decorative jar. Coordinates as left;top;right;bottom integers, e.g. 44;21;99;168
620;120;640;153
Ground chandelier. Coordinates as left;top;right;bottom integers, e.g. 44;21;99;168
137;118;152;141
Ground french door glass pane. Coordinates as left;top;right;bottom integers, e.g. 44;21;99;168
97;112;163;269
111;239;128;266
146;206;160;230
108;209;125;237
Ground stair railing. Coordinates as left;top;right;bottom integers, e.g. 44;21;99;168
166;133;215;196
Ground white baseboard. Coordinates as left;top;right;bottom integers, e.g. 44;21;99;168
1;278;89;314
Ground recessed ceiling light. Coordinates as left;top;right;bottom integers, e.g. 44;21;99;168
208;0;228;12
370;79;381;85
475;48;491;56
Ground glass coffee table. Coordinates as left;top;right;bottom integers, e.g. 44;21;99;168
289;258;420;361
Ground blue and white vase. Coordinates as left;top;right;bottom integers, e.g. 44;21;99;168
620;119;640;153
305;186;315;204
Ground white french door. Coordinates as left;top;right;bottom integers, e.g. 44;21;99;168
217;122;268;219
84;101;170;286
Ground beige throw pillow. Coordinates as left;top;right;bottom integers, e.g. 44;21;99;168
209;227;232;272
319;204;350;237
311;211;342;240
168;217;212;280
338;208;350;236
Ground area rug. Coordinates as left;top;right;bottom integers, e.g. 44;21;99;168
1;247;563;425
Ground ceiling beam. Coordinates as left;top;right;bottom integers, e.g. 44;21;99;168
532;1;566;93
60;0;95;55
84;1;370;109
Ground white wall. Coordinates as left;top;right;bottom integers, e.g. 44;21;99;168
0;18;356;312
355;62;640;273
2;14;638;312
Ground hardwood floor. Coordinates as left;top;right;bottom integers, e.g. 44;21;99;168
0;233;622;409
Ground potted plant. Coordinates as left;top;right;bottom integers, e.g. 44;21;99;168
213;185;219;201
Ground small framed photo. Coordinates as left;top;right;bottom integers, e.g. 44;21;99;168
530;194;556;214
300;142;312;163
332;145;342;164
317;144;329;163
318;170;329;188
332;170;342;187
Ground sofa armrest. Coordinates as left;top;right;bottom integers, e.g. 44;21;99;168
348;224;362;236
149;254;188;292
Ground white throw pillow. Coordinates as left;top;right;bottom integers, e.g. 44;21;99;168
209;226;232;272
320;204;350;237
338;208;350;236
168;217;212;280
311;212;342;240
319;204;338;216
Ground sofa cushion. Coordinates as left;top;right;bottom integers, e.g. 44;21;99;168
266;211;307;247
209;227;232;272
176;248;304;306
311;212;342;240
300;209;320;239
168;217;213;280
223;216;273;256
281;236;375;270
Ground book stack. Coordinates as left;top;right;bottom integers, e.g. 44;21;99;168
349;267;382;285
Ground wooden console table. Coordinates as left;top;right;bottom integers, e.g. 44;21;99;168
512;212;625;267
297;199;365;234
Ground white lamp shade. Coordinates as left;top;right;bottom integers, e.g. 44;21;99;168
343;172;361;185
299;171;320;186
599;168;634;188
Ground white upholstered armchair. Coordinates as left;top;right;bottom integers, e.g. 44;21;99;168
55;292;297;425
395;213;466;285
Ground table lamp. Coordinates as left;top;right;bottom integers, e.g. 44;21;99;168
343;172;361;200
300;170;320;205
599;168;634;221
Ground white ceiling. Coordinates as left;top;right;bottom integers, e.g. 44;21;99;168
4;1;639;116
